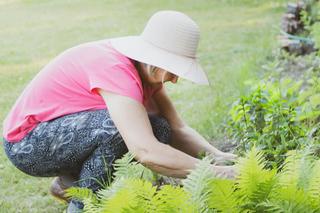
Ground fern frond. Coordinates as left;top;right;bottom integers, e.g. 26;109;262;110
98;177;195;213
131;179;157;213
261;198;318;213
65;187;100;213
278;150;314;190
101;185;139;212
98;178;156;213
272;186;316;213
235;171;277;212
151;185;195;213
182;156;215;213
113;152;154;181
65;187;97;204
307;160;320;207
82;200;101;213
237;147;276;204
112;152;135;179
250;172;278;201
265;150;320;212
207;179;239;213
96;178;126;204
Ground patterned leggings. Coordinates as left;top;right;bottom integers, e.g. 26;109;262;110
3;109;171;209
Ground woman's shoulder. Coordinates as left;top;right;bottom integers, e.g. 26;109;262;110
48;39;132;72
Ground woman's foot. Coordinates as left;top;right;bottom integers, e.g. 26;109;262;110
50;176;76;202
67;200;83;213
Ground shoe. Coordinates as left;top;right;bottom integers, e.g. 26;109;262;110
50;177;73;203
67;200;83;213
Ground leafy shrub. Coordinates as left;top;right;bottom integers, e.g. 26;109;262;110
227;79;307;168
300;0;320;52
311;22;320;50
67;148;320;212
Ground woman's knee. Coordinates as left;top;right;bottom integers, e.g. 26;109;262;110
148;115;171;144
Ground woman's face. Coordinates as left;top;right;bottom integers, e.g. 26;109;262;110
141;64;179;85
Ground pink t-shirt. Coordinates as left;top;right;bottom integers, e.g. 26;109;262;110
3;39;159;142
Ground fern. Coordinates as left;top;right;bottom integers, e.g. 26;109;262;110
308;160;320;207
182;156;215;213
65;187;99;213
207;179;239;213
97;178;156;213
278;150;314;190
151;185;194;213
263;150;320;213
113;152;154;181
253;173;277;200
237;147;277;206
96;178;127;204
96;178;198;213
261;199;319;213
66;148;320;212
275;188;313;211
65;187;97;203
112;152;135;179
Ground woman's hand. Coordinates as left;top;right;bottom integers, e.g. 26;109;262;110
212;165;238;180
213;152;238;165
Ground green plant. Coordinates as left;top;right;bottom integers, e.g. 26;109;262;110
66;153;203;213
300;0;320;50
181;157;215;213
297;76;320;124
209;147;320;212
260;149;320;212
111;152;154;181
311;22;320;50
67;148;320;213
227;79;307;168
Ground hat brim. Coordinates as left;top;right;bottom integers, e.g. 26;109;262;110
110;36;210;85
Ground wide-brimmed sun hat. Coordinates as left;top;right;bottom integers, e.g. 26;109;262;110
110;10;209;85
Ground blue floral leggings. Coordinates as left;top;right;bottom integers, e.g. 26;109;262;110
3;109;171;209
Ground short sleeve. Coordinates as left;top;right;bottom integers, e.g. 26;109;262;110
88;63;144;104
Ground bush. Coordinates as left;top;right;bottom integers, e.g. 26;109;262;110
227;79;308;168
227;74;320;166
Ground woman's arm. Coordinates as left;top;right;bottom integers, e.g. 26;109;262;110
99;89;200;178
152;87;237;163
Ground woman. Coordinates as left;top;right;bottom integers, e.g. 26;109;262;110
2;10;237;212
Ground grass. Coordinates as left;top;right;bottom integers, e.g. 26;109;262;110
0;0;284;212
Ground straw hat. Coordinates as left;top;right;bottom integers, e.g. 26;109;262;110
110;10;209;85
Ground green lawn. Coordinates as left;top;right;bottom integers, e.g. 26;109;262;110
0;0;284;212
